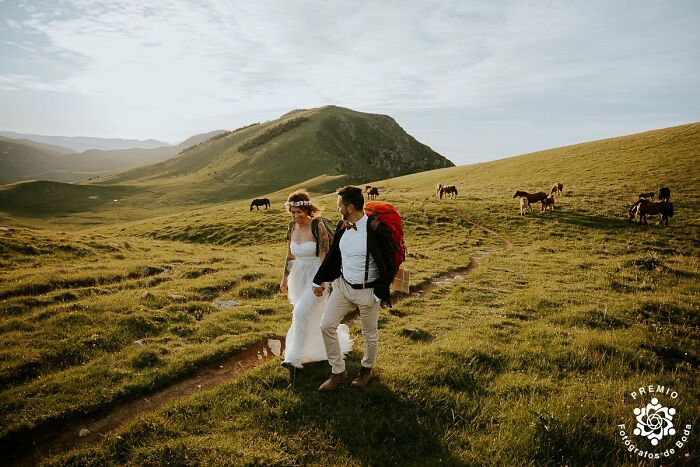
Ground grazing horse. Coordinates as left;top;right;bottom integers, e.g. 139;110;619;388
627;199;674;226
250;198;270;211
513;190;548;206
365;186;379;200
550;182;564;195
637;192;654;200
541;194;555;212
439;185;458;199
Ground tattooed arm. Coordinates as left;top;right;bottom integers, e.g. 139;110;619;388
318;221;331;263
280;238;294;294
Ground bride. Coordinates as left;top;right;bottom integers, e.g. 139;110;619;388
280;190;352;370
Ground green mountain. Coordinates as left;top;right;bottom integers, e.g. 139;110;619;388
90;106;454;203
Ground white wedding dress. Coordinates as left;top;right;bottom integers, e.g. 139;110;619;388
283;241;352;367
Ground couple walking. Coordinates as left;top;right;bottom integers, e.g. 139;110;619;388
280;186;396;392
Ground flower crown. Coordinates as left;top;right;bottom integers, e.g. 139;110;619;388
285;200;312;207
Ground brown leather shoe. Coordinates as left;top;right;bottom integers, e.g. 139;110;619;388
319;371;348;392
351;366;373;387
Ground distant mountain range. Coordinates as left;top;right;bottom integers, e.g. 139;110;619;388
0;131;169;153
0;130;228;184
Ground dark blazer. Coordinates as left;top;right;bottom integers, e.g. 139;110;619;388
313;218;397;306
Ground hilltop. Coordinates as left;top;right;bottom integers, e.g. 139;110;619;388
88;106;453;203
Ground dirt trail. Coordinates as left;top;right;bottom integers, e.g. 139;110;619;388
8;209;512;466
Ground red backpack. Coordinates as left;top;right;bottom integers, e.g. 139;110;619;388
364;201;406;273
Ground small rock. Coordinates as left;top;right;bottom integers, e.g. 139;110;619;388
267;339;282;356
197;384;202;389
134;339;145;347
168;293;186;301
453;275;464;281
79;428;90;437
212;299;240;309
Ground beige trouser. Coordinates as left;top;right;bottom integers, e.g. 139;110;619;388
320;277;380;374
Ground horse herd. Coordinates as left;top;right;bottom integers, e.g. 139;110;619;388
249;181;675;227
513;182;562;215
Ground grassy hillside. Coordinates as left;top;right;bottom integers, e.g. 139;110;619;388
0;138;67;184
0;122;698;465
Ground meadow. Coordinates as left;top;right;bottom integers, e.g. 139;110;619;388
0;123;698;465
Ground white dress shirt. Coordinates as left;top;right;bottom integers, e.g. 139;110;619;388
339;214;379;284
312;215;382;303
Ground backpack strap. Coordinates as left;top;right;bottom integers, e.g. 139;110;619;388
364;217;378;285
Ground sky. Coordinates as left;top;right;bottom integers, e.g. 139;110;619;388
0;0;698;165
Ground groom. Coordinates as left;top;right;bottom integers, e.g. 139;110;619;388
312;185;396;392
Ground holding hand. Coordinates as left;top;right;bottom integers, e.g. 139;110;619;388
312;285;325;297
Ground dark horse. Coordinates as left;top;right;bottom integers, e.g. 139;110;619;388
365;186;379;200
250;198;270;211
439;185;458;199
627;199;674;226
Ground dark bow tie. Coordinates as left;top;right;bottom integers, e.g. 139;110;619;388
342;220;357;230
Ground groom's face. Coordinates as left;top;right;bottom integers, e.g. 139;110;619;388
337;196;349;220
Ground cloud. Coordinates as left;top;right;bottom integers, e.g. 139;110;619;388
0;0;698;162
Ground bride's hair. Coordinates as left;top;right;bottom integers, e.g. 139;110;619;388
285;189;320;217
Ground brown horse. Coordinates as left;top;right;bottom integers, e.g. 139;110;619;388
439;185;458;199
365;186;379;200
541;194;555;212
550;182;563;195
514;190;548;206
250;198;270;211
627;199;674;226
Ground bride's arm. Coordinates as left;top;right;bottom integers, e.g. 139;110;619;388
281;223;295;293
280;240;293;293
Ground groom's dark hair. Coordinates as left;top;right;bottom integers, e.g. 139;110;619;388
337;185;364;211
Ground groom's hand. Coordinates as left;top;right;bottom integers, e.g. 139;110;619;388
312;285;325;297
